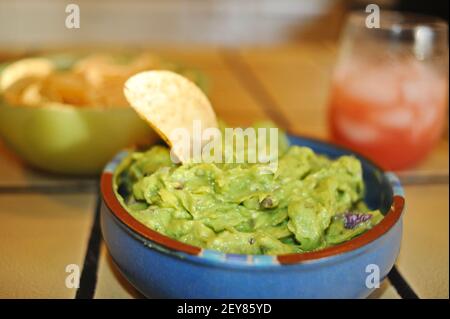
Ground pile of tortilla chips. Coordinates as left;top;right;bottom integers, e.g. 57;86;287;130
0;53;177;108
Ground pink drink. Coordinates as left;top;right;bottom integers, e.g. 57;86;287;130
329;59;448;170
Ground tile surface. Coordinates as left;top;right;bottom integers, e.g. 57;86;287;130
367;279;401;299
397;184;449;298
0;141;97;187
238;44;335;138
94;242;144;299
0;193;96;298
150;48;270;126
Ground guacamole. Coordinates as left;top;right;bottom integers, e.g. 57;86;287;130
114;127;383;255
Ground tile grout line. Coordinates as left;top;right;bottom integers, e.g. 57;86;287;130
0;183;97;194
75;190;103;299
397;174;449;186
220;49;291;129
387;265;420;299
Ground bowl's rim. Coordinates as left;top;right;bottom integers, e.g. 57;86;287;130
100;135;405;267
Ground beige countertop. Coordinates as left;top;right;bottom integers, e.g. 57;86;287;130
0;45;448;299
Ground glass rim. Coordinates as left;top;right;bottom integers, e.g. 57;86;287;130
348;10;448;33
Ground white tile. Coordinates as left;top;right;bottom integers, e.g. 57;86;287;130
0;143;96;187
367;279;401;299
94;242;144;299
397;184;449;298
0;193;96;298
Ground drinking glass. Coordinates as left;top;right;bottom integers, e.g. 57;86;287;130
328;11;449;170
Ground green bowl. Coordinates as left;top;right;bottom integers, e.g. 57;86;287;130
0;102;158;175
0;53;209;175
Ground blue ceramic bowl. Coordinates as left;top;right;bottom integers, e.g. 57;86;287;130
100;135;405;299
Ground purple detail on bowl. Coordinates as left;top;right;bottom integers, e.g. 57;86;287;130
344;213;372;229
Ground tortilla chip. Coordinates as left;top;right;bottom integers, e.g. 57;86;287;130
20;81;44;106
123;70;218;163
0;58;54;92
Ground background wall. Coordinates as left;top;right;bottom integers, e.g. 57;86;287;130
0;0;349;48
1;0;445;50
